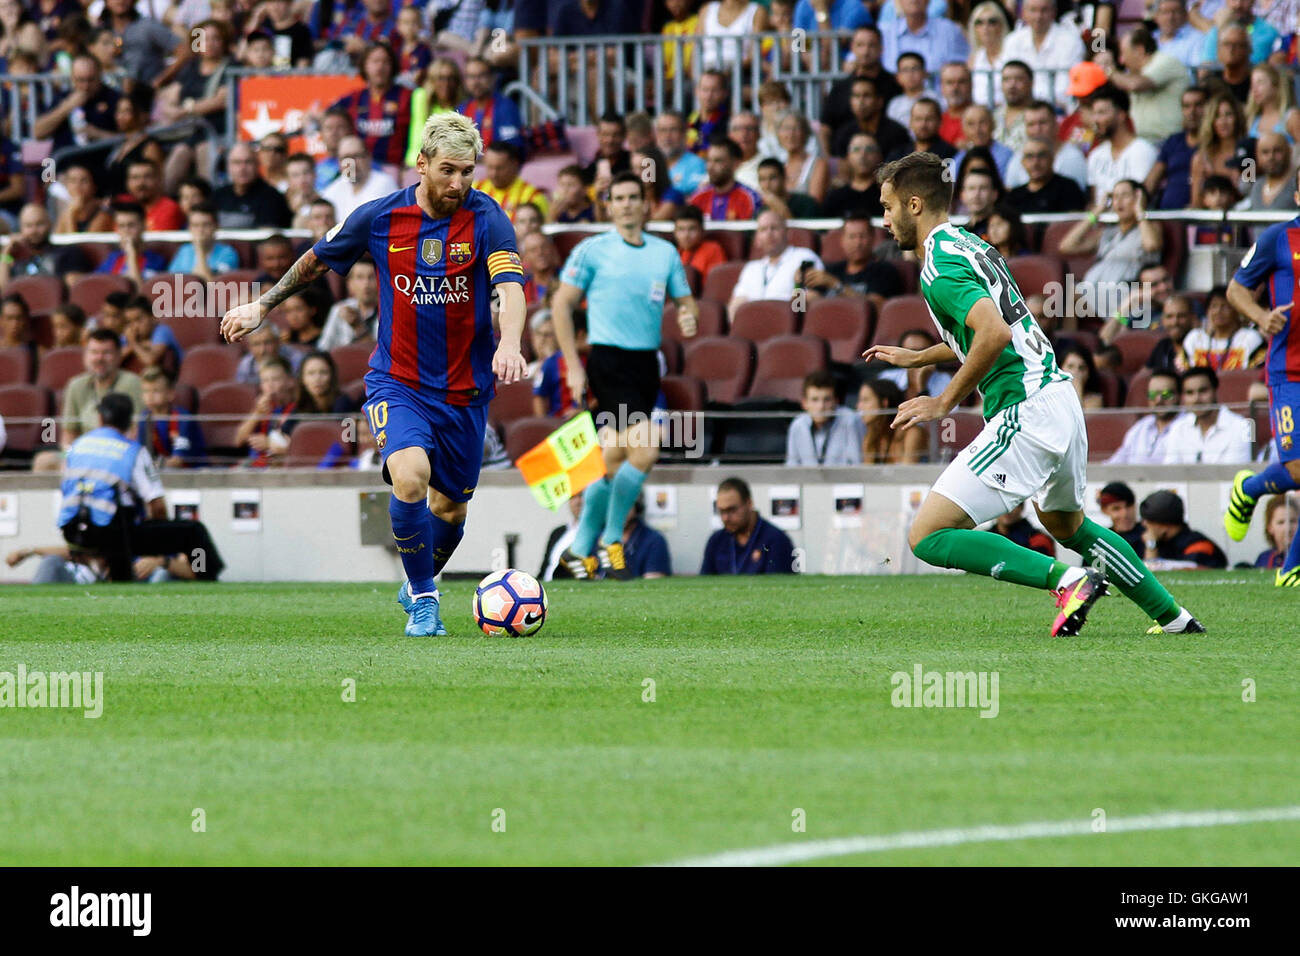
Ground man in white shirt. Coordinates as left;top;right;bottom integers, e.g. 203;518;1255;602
1107;27;1189;143
1106;368;1182;464
319;135;399;223
1004;100;1088;192
1162;366;1253;464
729;112;764;191
317;258;380;351
1085;85;1159;205
1001;0;1086;107
729;209;824;317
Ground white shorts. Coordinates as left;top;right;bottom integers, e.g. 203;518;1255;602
932;380;1088;526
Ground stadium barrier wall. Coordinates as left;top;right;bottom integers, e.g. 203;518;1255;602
0;464;1261;583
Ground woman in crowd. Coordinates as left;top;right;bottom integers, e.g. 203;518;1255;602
986;202;1030;260
159;18;233;193
967;0;1011;106
630;145;685;220
1058;344;1106;410
101;85;165;198
858;378;924;464
1190;92;1251;209
278;286;328;353
696;0;768;74
1254;495;1299;570
53;163;112;234
48;302;87;353
296;350;359;416
0;0;47;69
777;110;828;205
1244;63;1300;145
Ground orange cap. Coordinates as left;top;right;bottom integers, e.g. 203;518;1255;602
1068;62;1108;98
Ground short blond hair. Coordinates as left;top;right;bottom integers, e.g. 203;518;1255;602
421;111;483;162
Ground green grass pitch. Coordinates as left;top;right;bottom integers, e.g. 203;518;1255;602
1;573;1296;866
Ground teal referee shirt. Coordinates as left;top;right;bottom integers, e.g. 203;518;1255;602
559;231;691;350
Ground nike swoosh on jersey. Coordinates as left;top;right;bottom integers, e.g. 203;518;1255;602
389;244;415;253
462;487;476;495
394;532;420;541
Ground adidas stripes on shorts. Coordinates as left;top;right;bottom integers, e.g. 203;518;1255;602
932;379;1088;526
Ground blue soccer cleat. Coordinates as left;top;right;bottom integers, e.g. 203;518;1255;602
397;580;415;613
405;593;447;637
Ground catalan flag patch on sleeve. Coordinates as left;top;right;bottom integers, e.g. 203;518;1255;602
488;251;524;279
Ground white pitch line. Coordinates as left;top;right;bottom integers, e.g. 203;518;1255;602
662;806;1300;867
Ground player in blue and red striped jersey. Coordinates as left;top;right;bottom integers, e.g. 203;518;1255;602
1225;164;1300;586
331;44;413;169
221;112;528;636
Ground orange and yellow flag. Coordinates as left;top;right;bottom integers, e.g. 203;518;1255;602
515;412;605;510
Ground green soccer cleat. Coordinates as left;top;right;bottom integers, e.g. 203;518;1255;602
1051;568;1108;637
1224;469;1258;542
405;593;447;637
1276;567;1300;588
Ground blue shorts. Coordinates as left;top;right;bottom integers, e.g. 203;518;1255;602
1270;381;1300;462
362;374;488;502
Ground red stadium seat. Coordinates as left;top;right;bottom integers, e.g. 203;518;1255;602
701;260;745;304
0;345;34;383
890;258;919;294
4;275;64;313
935;411;984;461
660;374;705;411
0;384;52;453
1094;368;1123;408
682;263;702;297
35;346;84;391
1113;330;1161;378
488;378;537;425
820;227;845;263
804;298;873;364
660;337;683;375
286;420;347;467
1008;254;1065;298
1125;367;1154;408
1086;412;1136;460
68;274;133;315
342;379;367;404
566;124;599;165
504;416;560;461
662;298;726;342
748;334;828;399
330;342;373;385
705;230;747;260
683;335;754;404
1218;368;1264;404
197;381;257;451
871;295;930;348
173;382;198;413
178;344;242;389
160;316;220;351
1040;220;1085;257
551;230;591;262
1159;219;1185;280
731;299;798;341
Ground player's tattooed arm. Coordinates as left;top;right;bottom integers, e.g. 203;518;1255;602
258;249;331;312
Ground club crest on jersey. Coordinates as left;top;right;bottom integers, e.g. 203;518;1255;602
1284;436;1294;451
375;430;386;450
449;241;472;264
422;238;443;266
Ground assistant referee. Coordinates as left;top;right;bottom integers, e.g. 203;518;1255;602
550;171;698;580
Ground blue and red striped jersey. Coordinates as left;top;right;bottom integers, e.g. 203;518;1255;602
1233;216;1300;385
312;185;524;406
332;85;413;168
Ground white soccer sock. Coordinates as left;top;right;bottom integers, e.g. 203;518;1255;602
1161;607;1193;633
1056;566;1087;592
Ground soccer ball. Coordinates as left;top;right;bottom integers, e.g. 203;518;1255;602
473;569;548;637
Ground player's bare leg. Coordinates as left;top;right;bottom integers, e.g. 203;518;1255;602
907;491;1106;636
387;447;447;637
1034;504;1204;635
1226;459;1300;586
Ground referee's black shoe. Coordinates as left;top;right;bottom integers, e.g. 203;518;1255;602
597;541;633;581
559;548;598;580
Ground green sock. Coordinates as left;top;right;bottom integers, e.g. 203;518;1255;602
1060;518;1180;625
913;528;1062;589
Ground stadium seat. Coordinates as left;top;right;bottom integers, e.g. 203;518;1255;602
820;227;844;263
173;382;198;413
69;274;133;315
683;335;754;404
488;378;536;425
179;344;242;389
748;335;828;401
35;346;84;391
28;313;54;349
701;260;745;305
566;125;599;165
1125;367;1153;408
4;275;64;313
0;383;52;453
521;153;578;193
705;230;747;260
0;345;34;383
890;258;919;294
197;381;257;453
342;379;367;404
504;416;560;462
1159;219;1186;280
1040;219;1084;257
1086;412;1136;460
660;374;704;411
160;316;221;351
935;410;984;462
1218;368;1263;404
286;420;347;467
551;230;591;261
1094;368;1123;407
1055;329;1100;356
682;263;702;297
660;337;683;374
804;298;872;364
330;342;373;385
1113;330;1161;378
871;295;930;348
731;299;798;341
662;298;725;341
1008;254;1064;298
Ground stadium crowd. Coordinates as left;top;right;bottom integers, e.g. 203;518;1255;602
0;1;1294;504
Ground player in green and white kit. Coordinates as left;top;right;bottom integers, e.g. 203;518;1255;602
868;152;1202;636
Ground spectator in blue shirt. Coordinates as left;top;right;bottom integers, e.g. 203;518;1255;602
795;0;873;34
701;477;797;575
879;0;969;73
622;497;672;578
167;201;240;278
1149;86;1207;209
1200;0;1279;67
137;366;206;468
122;295;183;379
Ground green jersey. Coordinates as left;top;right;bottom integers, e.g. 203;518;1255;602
919;222;1069;419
